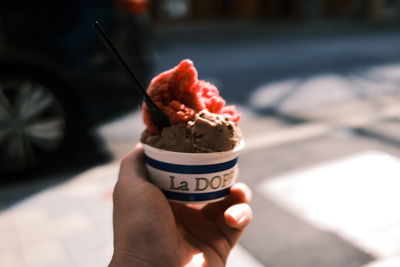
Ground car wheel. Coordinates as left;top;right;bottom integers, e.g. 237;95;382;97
0;77;69;173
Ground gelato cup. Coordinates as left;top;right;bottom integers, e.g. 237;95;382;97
142;141;245;203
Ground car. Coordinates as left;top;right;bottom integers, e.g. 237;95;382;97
0;0;155;174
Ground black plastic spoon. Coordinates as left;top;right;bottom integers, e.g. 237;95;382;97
92;21;170;129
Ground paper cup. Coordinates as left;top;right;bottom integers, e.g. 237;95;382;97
142;141;244;203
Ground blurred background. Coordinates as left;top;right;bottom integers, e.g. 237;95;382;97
1;0;400;266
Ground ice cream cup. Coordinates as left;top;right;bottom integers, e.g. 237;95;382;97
142;140;245;203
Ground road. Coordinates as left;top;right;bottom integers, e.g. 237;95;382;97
154;21;400;109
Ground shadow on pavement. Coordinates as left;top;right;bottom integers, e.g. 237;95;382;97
0;132;112;211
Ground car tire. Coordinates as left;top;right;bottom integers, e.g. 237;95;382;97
0;69;75;175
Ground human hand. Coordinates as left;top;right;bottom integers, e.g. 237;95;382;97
109;144;253;267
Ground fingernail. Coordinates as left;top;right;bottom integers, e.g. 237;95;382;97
230;208;247;227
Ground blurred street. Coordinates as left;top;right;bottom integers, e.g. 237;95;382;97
2;20;400;266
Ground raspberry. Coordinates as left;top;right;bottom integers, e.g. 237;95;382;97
142;59;240;133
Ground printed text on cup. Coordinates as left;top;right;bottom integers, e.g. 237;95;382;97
169;170;234;191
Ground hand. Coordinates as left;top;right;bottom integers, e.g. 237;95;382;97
109;144;253;267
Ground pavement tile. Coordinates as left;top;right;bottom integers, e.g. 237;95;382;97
81;204;113;245
296;95;400;122
45;197;86;221
96;112;143;159
12;205;58;248
54;213;94;238
361;119;400;142
65;183;105;199
67;162;119;186
227;244;264;267
280;74;356;112
240;134;389;267
80;195;112;222
240;114;288;139
358;224;400;258
62;227;108;259
0;248;25;267
0;211;19;253
242;193;374;267
39;261;74;267
36;181;94;222
22;238;68;267
260;150;400;263
0;210;15;229
17;222;57;250
0;225;19;253
12;204;51;226
69;245;113;267
363;255;400;267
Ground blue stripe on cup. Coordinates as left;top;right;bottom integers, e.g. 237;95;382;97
162;187;231;202
144;155;238;174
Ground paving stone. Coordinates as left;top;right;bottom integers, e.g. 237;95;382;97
12;204;51;226
361;119;400;143
81;204;113;245
0;211;19;253
363;255;400;267
358;224;400;258
40;261;74;267
62;227;108;260
65;183;105;199
260;151;400;259
12;205;58;249
22;239;68;267
80;196;112;223
239;134;400;267
227;244;265;267
3;101;400;267
54;213;94;238
18;223;57;250
45;197;86;221
70;245;113;267
0;226;19;254
0;248;25;267
0;210;15;228
35;188;77;213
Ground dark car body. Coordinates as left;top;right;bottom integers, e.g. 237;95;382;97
0;0;155;173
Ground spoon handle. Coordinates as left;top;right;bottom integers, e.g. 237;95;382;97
92;21;170;128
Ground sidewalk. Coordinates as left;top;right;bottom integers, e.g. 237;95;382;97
238;103;400;267
2;98;400;266
2;76;400;267
2;99;400;267
0;163;117;267
0;160;264;267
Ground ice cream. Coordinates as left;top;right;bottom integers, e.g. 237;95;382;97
141;59;242;152
141;109;241;152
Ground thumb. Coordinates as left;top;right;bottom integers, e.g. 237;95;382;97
224;203;253;229
118;143;148;184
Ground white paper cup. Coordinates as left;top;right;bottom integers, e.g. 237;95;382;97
142;141;244;203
